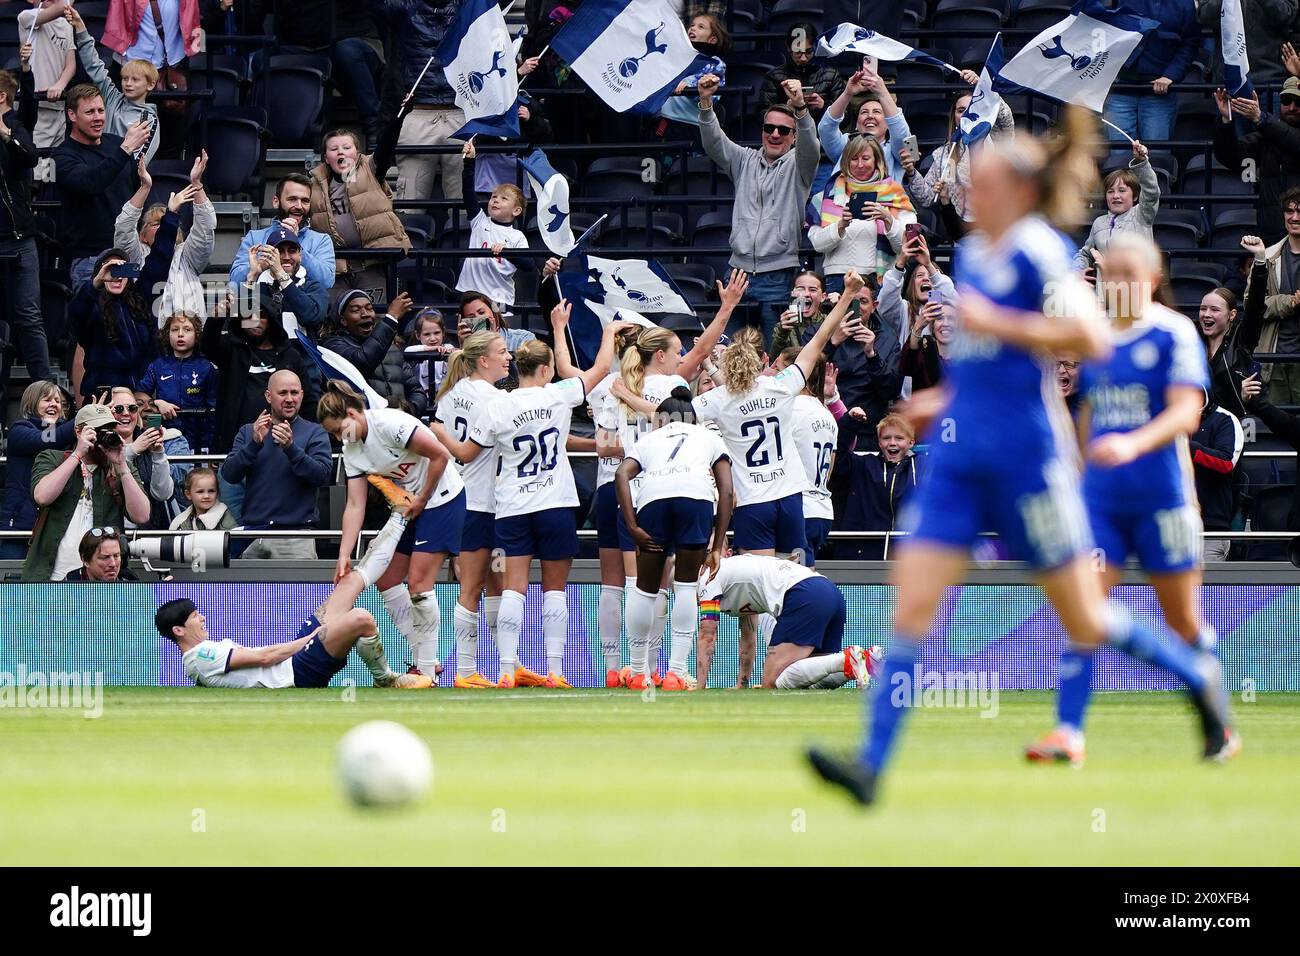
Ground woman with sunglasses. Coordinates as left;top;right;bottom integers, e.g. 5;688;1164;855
109;386;191;529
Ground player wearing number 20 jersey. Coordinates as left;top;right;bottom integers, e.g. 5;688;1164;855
472;375;586;558
694;363;809;553
435;376;501;553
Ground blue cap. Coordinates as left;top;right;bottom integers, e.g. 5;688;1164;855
266;225;301;248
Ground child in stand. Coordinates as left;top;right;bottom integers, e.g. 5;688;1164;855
140;312;219;454
655;13;729;141
1074;139;1159;272
170;466;238;531
403;308;454;421
66;5;160;164
17;0;75;177
455;141;529;310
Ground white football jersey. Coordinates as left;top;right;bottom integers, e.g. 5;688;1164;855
627;421;729;508
692;366;809;506
343;407;465;505
473;377;586;519
589;373;623;489
455;210;529;306
697;554;817;617
183;639;295;689
792;394;838;521
435;377;501;513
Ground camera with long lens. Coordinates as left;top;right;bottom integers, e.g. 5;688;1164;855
128;531;230;571
95;427;122;451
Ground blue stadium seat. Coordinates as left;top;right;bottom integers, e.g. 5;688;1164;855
1012;1;1074;33
195;107;267;199
931;8;1006;36
766;2;827;37
256;67;325;148
1153;209;1204;249
581;169;658;200
1210;208;1258;249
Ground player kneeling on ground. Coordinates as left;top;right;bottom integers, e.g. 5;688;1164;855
697;553;881;689
156;531;427;689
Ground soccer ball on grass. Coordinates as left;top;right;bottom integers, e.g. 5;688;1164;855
337;720;433;808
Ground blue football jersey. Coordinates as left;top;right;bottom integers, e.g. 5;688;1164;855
1081;304;1209;510
944;215;1091;467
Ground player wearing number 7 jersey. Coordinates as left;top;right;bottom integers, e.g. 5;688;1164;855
463;310;634;687
319;380;465;686
430;331;512;689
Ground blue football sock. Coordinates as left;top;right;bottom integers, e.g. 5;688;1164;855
859;638;921;774
1056;644;1095;732
1104;601;1205;693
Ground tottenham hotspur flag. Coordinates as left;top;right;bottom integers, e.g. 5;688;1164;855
437;0;520;139
552;0;709;114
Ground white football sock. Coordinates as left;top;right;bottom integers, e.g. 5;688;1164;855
625;587;657;676
668;581;697;677
354;633;396;684
542;589;567;676
1197;624;1218;652
453;603;479;678
380;584;415;663
757;612;777;647
409;590;441;677
775;653;845;689
598;584;623;672
811;672;851;689
356;512;407;587
497;590;524;673
483;595;502;651
648;588;668;674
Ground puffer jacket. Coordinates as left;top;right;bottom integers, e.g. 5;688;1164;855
308;157;410;275
322;315;407;405
369;0;460;109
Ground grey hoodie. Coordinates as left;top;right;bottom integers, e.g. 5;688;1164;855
700;105;820;274
1073;158;1159;269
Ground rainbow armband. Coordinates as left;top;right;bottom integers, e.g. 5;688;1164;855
699;599;721;623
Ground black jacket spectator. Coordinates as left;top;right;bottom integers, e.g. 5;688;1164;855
0;86;38;242
52;130;136;263
369;0;459;117
1205;262;1268;419
321;295;407;405
1191;402;1245;534
829;448;923;559
70;237;177;398
220;414;333;529
201;302;314;453
1;414;76;546
1199;1;1300;90
761;29;845;121
1213;105;1300;244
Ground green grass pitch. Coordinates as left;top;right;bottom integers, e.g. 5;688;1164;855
3;688;1298;865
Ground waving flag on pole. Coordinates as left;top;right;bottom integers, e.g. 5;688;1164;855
816;23;960;75
294;330;389;410
438;0;521;140
959;35;1009;146
551;0;709;114
557;255;694;366
520;149;576;255
995;1;1156;113
1219;0;1253;98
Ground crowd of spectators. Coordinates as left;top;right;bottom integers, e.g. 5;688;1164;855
2;0;1300;579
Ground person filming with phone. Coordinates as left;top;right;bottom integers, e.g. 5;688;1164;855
22;402;152;581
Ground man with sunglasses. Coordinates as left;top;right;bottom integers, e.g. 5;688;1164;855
64;527;139;582
699;73;820;351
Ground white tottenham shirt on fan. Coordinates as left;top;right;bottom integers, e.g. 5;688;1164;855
692;365;809;506
625;421;729;509
434;377;502;513
455;210;529;307
791;394;838;521
697;554;817;617
342;407;465;505
471;377;586;519
184;638;296;688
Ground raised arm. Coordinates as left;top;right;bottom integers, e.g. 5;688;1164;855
796;270;863;382
677;269;749;381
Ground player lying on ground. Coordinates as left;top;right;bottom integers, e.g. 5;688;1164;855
696;553;881;689
156;513;428;689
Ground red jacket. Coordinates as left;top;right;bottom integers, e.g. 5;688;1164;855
103;0;202;59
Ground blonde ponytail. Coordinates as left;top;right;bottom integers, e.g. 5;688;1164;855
437;330;502;402
317;378;367;422
618;325;676;415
